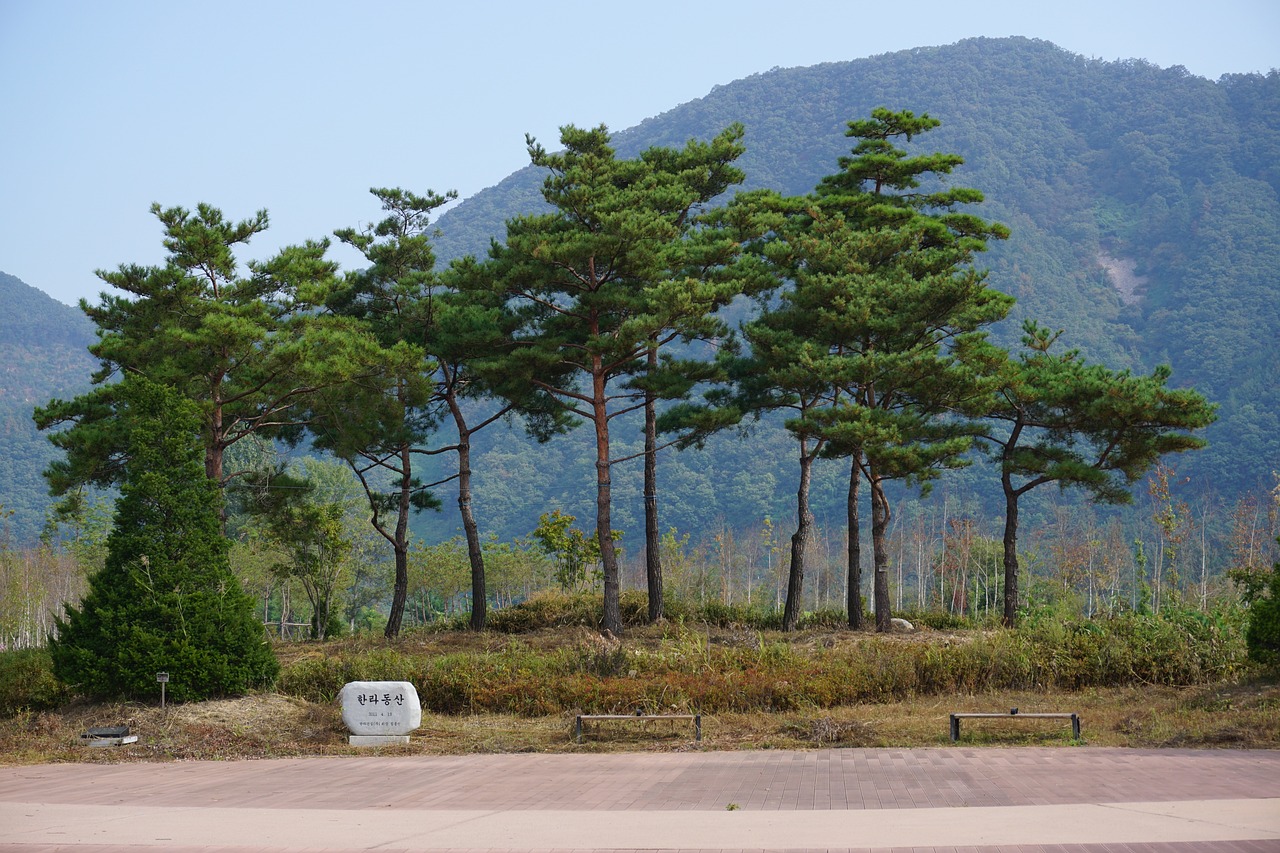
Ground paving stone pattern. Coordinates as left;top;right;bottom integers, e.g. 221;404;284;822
2;747;1278;852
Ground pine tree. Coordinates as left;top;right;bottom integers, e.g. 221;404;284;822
35;203;346;506
714;110;1010;631
314;187;564;634
50;378;277;701
976;321;1216;625
491;125;748;634
310;187;450;637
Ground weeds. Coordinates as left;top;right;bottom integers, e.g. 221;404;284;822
262;609;1253;718
2;598;1275;762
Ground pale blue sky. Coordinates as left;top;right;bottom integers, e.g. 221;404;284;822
2;0;1277;307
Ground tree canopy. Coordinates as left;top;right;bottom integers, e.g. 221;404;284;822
976;320;1217;625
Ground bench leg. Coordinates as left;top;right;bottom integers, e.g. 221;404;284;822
1071;714;1080;740
950;714;960;742
695;714;702;742
574;716;583;744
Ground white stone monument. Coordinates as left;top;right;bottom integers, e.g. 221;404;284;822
339;681;422;746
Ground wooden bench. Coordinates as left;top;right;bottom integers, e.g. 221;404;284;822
574;713;701;744
949;709;1080;742
80;725;138;747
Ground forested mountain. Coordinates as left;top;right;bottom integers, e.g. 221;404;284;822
0;272;96;543
5;37;1278;552
430;37;1280;515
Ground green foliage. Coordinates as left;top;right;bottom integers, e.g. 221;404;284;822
230;458;363;640
276;647;418;703
35;202;347;501
0;273;97;545
704;108;1011;632
1244;556;1280;665
8;42;1280;559
492;123;751;633
48;379;278;702
987;321;1215;504
978;320;1215;625
1230;534;1278;607
419;40;1279;536
313;187;454;636
0;648;67;717
532;510;614;592
483;590;649;633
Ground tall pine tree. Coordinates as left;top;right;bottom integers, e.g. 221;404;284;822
35;203;348;507
491;124;748;634
715;110;1010;631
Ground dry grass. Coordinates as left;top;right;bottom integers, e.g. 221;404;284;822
2;677;1275;765
3;614;1275;764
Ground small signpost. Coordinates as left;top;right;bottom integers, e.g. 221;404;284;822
156;671;169;708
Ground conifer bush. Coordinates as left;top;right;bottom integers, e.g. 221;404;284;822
49;379;278;702
1245;567;1280;666
0;648;65;716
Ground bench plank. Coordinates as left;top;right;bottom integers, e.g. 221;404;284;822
575;714;701;743
950;711;1080;741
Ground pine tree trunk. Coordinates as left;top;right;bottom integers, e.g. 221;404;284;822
383;443;412;638
206;394;225;484
847;454;863;629
870;471;893;632
783;439;814;632
1002;481;1020;628
457;429;487;631
593;365;621;636
644;346;663;623
208;399;227;529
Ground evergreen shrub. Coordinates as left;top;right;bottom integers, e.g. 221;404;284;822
1245;569;1280;665
0;648;66;717
48;380;278;702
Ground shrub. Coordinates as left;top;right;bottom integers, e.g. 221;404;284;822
1245;569;1280;666
0;648;67;717
276;648;417;703
485;590;660;633
798;608;848;630
48;380;278;702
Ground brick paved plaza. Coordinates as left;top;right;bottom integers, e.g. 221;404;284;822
2;748;1278;852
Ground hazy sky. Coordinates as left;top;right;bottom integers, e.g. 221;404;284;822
2;0;1277;307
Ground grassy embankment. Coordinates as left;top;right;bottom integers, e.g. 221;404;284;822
1;591;1276;763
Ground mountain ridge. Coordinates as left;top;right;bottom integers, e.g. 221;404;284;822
0;270;96;543
426;36;1279;504
4;37;1278;546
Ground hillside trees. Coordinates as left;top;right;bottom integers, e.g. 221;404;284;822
312;187;567;635
717;109;1011;631
34;203;349;506
10;40;1277;561
23;92;1246;632
975;321;1216;626
49;378;277;700
306;187;448;637
229;457;373;640
488;124;751;634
